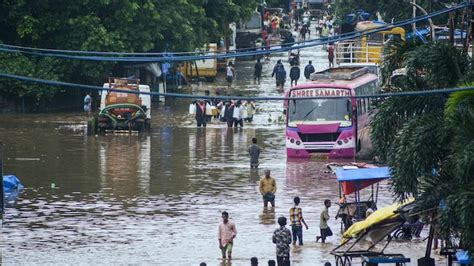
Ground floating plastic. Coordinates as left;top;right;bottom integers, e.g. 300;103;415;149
3;175;24;193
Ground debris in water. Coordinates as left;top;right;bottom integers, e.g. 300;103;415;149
14;158;40;161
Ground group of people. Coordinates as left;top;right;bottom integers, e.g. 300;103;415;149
191;91;257;128
213;169;333;265
268;59;317;90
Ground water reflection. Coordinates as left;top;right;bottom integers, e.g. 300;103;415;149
98;135;151;195
259;208;276;225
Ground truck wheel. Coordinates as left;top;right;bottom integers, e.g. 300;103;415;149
145;119;151;131
137;122;145;133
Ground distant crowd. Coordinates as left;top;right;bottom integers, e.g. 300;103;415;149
190;90;257;128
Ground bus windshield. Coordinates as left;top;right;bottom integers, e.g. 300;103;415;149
288;97;352;127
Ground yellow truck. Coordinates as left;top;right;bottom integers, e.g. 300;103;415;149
184;43;218;81
335;21;406;64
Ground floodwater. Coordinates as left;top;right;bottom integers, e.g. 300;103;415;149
1;32;444;265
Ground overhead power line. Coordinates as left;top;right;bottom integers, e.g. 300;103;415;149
0;72;472;101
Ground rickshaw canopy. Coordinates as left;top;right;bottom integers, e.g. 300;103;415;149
336;167;391;195
342;198;415;241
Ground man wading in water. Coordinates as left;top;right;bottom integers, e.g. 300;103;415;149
272;216;292;266
248;137;262;168
218;211;237;260
259;170;277;208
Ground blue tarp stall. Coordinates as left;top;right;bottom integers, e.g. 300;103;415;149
335;167;392;224
336;167;391;195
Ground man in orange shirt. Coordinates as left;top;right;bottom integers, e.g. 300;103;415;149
218;211;237;260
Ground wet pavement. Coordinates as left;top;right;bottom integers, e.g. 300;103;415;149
0;30;445;265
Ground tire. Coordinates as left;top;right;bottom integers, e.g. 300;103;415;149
97;126;106;135
145;119;151;131
136;122;145;133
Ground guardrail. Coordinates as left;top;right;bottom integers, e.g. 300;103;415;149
335;41;384;64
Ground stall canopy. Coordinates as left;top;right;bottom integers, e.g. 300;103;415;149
336;167;391;195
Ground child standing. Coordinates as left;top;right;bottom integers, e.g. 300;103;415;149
316;199;332;243
289;196;309;245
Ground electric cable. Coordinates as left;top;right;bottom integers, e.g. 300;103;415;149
0;72;472;101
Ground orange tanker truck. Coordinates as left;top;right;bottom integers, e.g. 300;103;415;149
89;77;151;134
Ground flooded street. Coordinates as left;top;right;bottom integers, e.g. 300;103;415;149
1;36;440;265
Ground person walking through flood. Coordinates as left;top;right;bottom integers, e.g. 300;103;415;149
218;211;237;260
223;101;235;128
272;61;286;90
328;44;335;68
316;199;333;243
83;92;92;116
289;63;300;86
248;137;262;168
244;100;256;122
254;58;263;84
272;216;292;266
272;59;283;78
259;169;277;208
226;62;236;88
195;99;207;127
304;60;315;80
232;100;244;127
204;90;213;122
289;196;309;246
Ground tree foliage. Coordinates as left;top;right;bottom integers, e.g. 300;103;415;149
371;41;474;252
332;0;453;24
0;0;257;104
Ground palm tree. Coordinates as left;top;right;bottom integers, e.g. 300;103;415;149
371;42;474;253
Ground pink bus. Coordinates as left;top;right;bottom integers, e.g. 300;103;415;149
285;66;378;158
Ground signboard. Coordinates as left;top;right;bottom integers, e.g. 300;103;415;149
290;88;351;98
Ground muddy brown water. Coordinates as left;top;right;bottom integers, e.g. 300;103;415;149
0;42;444;265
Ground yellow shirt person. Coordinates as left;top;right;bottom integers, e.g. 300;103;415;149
259;169;276;208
